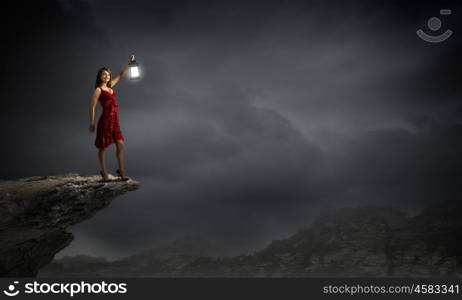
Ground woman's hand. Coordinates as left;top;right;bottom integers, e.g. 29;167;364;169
129;55;135;63
89;123;95;132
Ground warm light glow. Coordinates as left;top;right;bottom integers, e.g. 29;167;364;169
130;66;140;79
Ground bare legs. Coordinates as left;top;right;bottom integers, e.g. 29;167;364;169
98;148;109;180
115;139;126;177
97;139;126;180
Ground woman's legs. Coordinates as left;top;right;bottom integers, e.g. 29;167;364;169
115;139;126;177
98;147;109;179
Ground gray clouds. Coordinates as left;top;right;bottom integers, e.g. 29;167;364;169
2;0;462;259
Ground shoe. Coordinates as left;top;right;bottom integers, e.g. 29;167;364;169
116;169;130;181
100;170;111;182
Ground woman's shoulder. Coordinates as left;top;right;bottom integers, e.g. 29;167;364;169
97;86;115;94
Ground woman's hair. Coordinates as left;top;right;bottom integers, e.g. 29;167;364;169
95;67;112;89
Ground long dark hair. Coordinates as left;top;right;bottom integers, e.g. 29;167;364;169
94;67;112;89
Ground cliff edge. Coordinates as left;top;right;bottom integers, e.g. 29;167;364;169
0;173;140;277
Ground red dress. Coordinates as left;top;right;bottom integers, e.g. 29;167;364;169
94;87;124;149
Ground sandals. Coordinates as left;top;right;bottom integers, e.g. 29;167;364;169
100;170;111;182
116;169;130;181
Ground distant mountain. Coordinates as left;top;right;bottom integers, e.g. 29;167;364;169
38;204;462;277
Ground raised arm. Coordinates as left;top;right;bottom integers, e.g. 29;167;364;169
110;55;135;87
89;88;101;132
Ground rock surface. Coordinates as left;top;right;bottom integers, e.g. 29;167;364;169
39;204;462;277
0;173;140;277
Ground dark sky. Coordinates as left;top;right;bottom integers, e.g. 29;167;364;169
2;0;461;259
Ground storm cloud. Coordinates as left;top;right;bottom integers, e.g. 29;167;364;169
2;0;461;259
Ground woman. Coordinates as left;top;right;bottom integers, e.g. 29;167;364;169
89;55;135;182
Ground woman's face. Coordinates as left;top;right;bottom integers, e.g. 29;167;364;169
100;70;111;83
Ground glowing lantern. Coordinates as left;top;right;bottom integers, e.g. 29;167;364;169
129;59;140;80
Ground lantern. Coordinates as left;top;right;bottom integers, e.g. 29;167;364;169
129;59;140;80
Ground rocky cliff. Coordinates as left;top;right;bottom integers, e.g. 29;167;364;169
0;173;140;277
39;204;462;277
